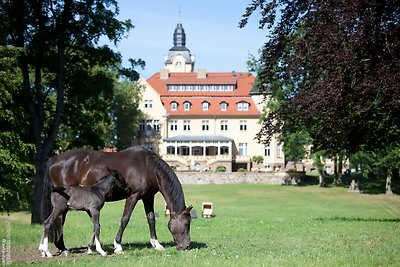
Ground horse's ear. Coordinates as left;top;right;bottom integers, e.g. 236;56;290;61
183;205;193;215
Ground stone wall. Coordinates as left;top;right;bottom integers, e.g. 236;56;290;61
176;171;290;185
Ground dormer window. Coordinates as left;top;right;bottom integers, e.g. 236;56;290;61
175;61;182;68
202;101;210;111
183;101;191;111
237;101;249;111
171;102;178;111
220;101;228;111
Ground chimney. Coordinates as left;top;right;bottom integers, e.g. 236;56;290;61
160;68;169;80
197;69;207;79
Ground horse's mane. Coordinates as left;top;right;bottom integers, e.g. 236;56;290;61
151;153;185;212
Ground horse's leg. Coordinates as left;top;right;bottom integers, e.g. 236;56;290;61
54;210;69;256
143;196;164;251
114;194;139;254
90;210;106;256
39;208;64;258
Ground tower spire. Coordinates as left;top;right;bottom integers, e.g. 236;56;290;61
164;22;195;73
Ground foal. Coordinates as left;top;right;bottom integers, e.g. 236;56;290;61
39;168;129;257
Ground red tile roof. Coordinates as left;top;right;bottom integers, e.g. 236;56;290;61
147;71;260;116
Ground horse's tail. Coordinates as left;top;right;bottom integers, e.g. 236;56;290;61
41;158;53;223
40;157;63;243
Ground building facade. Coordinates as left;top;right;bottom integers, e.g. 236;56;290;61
136;23;284;172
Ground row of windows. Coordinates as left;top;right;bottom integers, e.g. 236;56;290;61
143;99;251;112
170;101;249;112
167;84;235;92
169;120;248;131
145;138;283;157
139;119;250;132
139;120;160;131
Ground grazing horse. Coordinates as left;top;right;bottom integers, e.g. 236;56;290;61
41;146;192;255
39;168;129;257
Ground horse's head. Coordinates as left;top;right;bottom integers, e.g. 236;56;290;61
168;205;192;250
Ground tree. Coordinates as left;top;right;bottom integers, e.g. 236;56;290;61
241;0;400;178
112;80;143;151
0;0;136;223
0;46;34;212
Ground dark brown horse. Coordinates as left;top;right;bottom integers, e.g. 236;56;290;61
41;146;192;255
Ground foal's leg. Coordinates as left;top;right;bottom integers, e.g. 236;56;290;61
90;210;106;256
143;195;164;250
114;194;139;254
85;211;96;254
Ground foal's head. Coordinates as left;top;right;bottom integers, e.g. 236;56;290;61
104;167;130;196
168;205;193;250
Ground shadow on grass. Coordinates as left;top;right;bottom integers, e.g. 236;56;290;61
64;241;207;255
314;216;400;223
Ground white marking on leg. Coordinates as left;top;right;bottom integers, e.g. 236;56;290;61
114;240;124;254
95;237;106;256
87;247;93;254
41;237;53;258
150;238;165;251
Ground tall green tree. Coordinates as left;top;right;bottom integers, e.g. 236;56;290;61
0;0;136;223
0;46;34;212
241;0;400;176
112;80;143;151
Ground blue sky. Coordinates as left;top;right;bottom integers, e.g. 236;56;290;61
110;1;268;78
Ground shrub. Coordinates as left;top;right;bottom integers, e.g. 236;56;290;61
216;166;226;172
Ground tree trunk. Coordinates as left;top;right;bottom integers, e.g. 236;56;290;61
333;155;342;185
385;170;393;195
317;166;324;187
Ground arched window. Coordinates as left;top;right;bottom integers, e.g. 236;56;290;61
237;101;249;111
202;101;210;111
175;61;182;68
183;101;191;111
220;101;228;111
171;102;178;111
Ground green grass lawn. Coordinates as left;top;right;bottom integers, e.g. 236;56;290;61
1;184;400;266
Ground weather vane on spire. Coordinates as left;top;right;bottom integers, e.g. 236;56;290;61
178;6;182;22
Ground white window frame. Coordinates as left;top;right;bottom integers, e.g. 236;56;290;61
184;102;191;111
183;120;191;131
202;102;210;111
220;120;228;131
202;120;209;131
220;102;228;111
238;143;248;156
239;120;247;131
170;120;178;131
237;101;249;111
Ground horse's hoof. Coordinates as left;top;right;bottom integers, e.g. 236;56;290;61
114;241;124;254
155;245;165;251
62;250;69;257
150;239;165;251
100;251;107;256
114;249;124;254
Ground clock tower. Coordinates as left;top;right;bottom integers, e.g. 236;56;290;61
164;23;195;73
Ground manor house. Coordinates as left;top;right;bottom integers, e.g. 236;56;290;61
136;22;284;172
